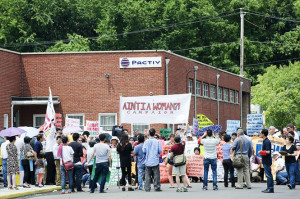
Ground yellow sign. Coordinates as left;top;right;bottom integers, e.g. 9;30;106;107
197;114;214;129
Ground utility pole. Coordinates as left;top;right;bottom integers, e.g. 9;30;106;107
240;8;246;128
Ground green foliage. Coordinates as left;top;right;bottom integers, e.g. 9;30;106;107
251;62;300;129
46;33;90;52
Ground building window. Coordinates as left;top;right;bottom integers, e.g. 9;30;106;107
230;90;235;103
132;124;150;135
196;81;201;96
188;79;193;93
99;113;117;132
224;88;229;102
218;87;223;100
3;114;8;129
235;91;239;104
33;114;45;128
203;83;209;97
210;85;216;99
66;114;85;130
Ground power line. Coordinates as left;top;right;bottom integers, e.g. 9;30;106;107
172;41;238;52
1;12;239;48
244;19;266;30
246;11;300;23
248;40;300;46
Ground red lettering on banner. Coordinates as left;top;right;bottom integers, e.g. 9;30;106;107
141;103;146;110
146;103;151;110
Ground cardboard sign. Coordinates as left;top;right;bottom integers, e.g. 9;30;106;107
186;155;204;177
85;121;100;136
65;118;80;127
226;120;240;135
197;114;214;129
55;113;62;128
160;128;172;139
184;140;198;156
247;114;264;135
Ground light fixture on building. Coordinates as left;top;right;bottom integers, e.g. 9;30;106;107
149;92;153;96
104;73;110;78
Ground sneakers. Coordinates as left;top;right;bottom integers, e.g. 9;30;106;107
287;184;293;189
176;188;182;192
213;186;218;190
202;186;208;190
183;187;188;192
128;187;135;191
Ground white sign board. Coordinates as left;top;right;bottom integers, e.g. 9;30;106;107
184;140;198;156
247;114;264;135
120;94;191;124
120;57;162;68
65;118;80;127
85;121;100;136
226;120;240;135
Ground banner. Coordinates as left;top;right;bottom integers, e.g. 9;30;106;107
159;163;169;183
226;120;240;135
120;94;191;124
186;155;204;177
208;159;224;181
85;121;100;136
252;137;285;157
65;118;80;127
197;114;214;129
108;149;122;185
247;114;264;135
43;87;56;132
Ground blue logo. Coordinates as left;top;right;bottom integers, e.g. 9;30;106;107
121;58;130;67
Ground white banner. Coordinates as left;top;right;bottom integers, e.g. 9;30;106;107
65;118;80;127
120;57;162;68
120;94;191;124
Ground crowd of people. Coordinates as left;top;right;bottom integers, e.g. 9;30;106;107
0;123;299;194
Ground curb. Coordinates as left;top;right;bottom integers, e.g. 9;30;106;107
0;186;61;199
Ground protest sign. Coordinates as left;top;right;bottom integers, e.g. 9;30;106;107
193;118;199;135
252;137;285;158
85;120;100;136
55;113;62;128
161;145;172;157
159;163;169;183
184;140;198;156
197;114;214;129
208;159;224;181
186;155;204;177
247;114;264;135
120;94;191;124
159;128;172;139
108;149;122;185
226;120;240;135
65;118;80;127
216;141;225;162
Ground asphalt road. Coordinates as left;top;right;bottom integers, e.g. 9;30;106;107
25;182;299;199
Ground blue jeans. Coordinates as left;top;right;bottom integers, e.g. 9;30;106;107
263;164;274;190
203;158;217;188
2;159;7;187
137;163;145;189
60;165;73;191
276;171;288;183
286;162;297;188
91;162;109;192
73;164;83;191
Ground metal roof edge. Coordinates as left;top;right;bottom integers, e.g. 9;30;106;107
0;47;21;55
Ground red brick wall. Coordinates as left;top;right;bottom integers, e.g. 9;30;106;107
0;50;21;128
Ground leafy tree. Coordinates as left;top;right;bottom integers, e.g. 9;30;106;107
46;34;90;52
251;62;300;129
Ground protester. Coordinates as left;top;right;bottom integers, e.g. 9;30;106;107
231;133;237;142
21;136;34;188
231;129;252;189
110;136;118;148
165;134;175;188
170;136;187;192
85;134;111;193
53;136;62;186
33;134;44;159
250;150;261;182
282;128;288;139
282;136;298;189
222;134;235;188
134;134;146;190
82;131;90;143
1;137;9;187
143;128;162;192
69;133;84;192
117;134;134;191
273;152;288;185
259;129;274;193
286;124;299;141
6;136;19;190
59;136;74;194
36;152;45;187
86;140;96;188
133;129;139;141
201;130;220;190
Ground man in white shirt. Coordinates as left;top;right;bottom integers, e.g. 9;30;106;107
53;136;62;186
273;152;288;185
200;130;220;190
44;126;57;185
1;138;9;187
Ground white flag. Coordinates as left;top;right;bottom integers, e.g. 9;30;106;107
43;87;56;132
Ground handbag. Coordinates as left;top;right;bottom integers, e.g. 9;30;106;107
26;151;35;160
61;146;74;171
173;154;186;167
232;138;244;169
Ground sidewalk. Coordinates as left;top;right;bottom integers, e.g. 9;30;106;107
0;185;61;199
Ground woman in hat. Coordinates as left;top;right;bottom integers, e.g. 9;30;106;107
272;152;288;185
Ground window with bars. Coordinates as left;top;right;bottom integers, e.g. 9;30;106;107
203;83;209;97
218;87;223;100
66;114;85;130
230;90;235;103
33;114;45;128
196;81;201;96
235;91;239;104
99;113;117;132
210;85;216;99
224;88;229;102
188;79;193;93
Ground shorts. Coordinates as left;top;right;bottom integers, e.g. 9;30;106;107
172;164;186;175
37;168;45;174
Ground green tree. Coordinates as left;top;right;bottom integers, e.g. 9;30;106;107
251;62;300;129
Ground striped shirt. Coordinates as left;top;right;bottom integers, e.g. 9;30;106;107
201;137;219;159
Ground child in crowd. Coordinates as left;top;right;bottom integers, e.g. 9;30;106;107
36;153;46;187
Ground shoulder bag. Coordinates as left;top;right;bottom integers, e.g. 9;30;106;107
173;143;186;167
232;138;244;169
62;146;74;171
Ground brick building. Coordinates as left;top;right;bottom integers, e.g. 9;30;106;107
0;48;251;134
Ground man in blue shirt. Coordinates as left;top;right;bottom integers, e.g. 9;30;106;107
259;129;274;193
134;134;146;190
143;128;162;192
